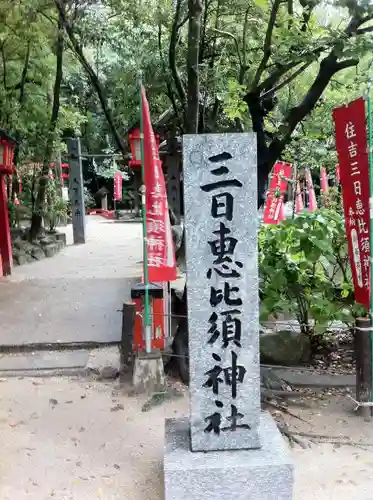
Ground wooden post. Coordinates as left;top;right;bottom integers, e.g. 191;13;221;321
0;175;12;275
120;302;136;373
355;317;372;417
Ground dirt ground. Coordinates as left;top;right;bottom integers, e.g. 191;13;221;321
0;376;373;500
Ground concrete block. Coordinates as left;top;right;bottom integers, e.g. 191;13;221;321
164;412;293;500
44;244;59;258
132;350;165;394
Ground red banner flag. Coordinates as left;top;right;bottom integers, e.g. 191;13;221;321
141;87;177;283
320;167;329;194
305;168;318;211
278;201;285;221
295;181;304;213
263;161;292;224
114;171;122;201
333;97;370;310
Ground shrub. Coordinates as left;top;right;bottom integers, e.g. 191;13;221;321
259;209;365;337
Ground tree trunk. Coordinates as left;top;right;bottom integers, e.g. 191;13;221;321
12;42;31;199
245;92;274;208
186;0;202;133
54;0;126;156
29;18;64;240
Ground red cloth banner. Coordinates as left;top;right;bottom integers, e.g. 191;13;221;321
333;97;370;310
320;167;329;194
142;87;177;283
278;201;285;221
114;171;122;201
295;181;304;213
263;161;292;224
305;168;318;211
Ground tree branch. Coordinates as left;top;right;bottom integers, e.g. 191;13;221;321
53;0;125;155
253;0;282;88
177;15;189;30
169;0;187;113
335;58;359;70
0;41;7;90
186;0;203;133
261;61;312;99
211;28;242;67
241;6;254;83
6;78;42;92
273;54;358;157
356;25;373;35
50;21;64;132
18;42;31;105
255;12;373;95
199;0;209;63
158;21;180;122
274;13;371;148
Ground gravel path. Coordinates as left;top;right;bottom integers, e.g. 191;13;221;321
0;377;372;500
0;218;142;346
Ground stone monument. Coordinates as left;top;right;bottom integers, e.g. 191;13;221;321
67;138;86;245
164;133;293;499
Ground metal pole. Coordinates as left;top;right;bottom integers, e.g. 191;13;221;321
367;81;373;403
138;73;152;353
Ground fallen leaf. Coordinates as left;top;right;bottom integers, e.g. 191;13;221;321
110;404;124;412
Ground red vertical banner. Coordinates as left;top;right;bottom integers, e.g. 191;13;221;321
295;181;304;213
305;168;318;211
278;201;285;221
114;171;122;201
141;88;177;283
320;167;329;194
333;97;370;310
263;161;292;224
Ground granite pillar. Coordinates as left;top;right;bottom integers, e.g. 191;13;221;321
164;133;293;500
67;138;86;244
183;133;260;451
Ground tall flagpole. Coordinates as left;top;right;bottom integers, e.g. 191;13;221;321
138;72;152;353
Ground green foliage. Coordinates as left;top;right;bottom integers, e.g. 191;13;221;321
43;179;68;232
83;187;95;210
7;200;17;228
259;209;364;336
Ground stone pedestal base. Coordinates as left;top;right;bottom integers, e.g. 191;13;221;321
164;412;293;500
132;350;165;394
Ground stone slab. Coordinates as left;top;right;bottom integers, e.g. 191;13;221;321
164;412;293;500
183;133;260;451
0;350;89;371
0;278;135;345
272;369;355;388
